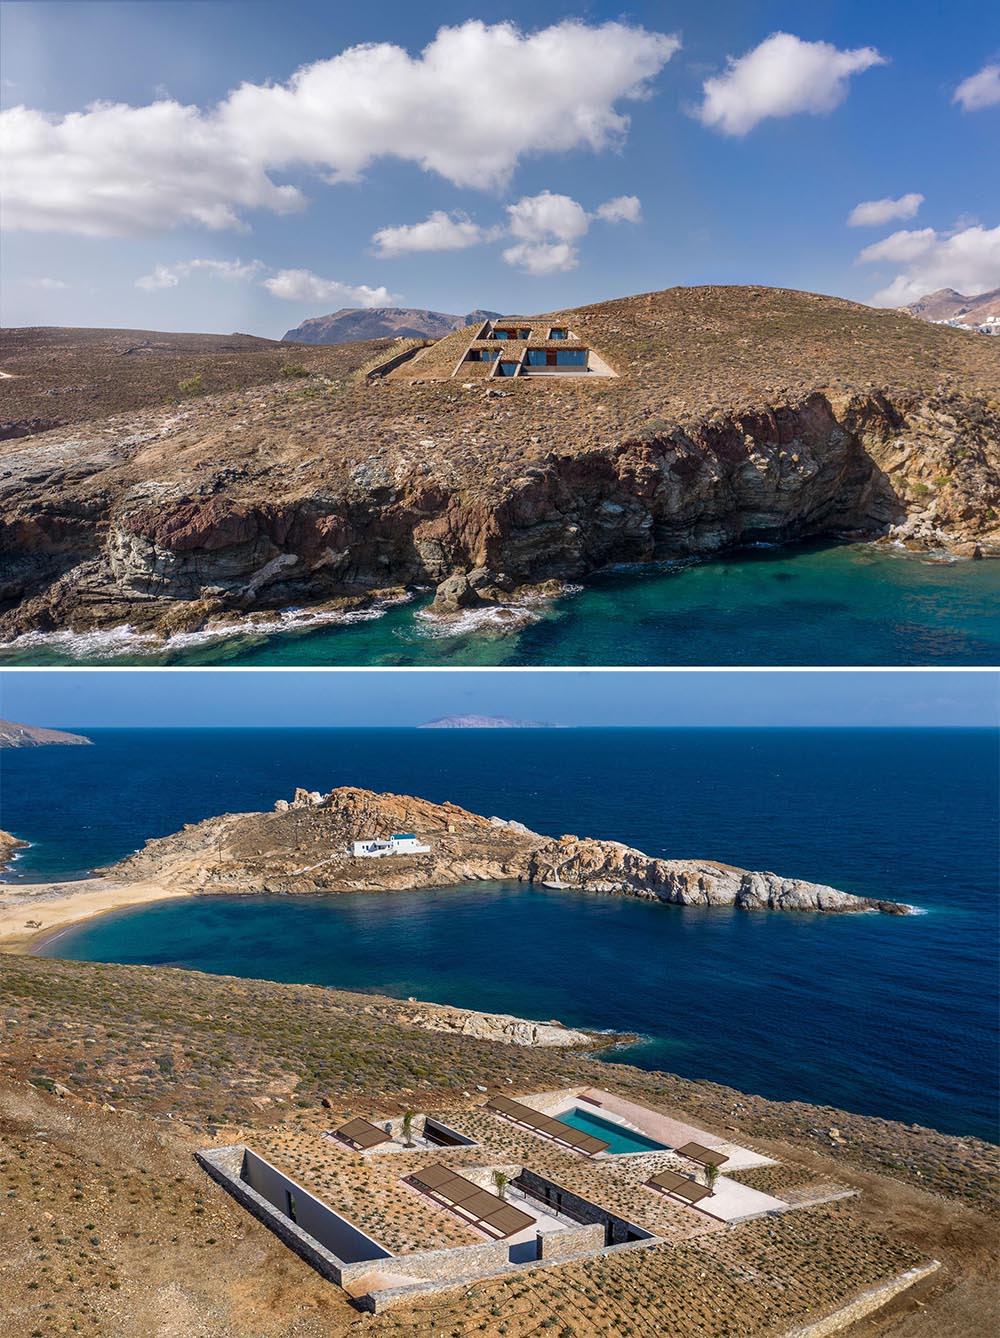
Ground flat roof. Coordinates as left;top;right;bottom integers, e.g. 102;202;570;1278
675;1141;729;1168
406;1163;535;1239
487;1095;609;1157
335;1117;391;1150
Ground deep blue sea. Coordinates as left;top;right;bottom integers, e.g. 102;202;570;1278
3;727;997;1141
2;544;999;666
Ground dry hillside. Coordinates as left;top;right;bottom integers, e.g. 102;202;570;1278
1;286;997;640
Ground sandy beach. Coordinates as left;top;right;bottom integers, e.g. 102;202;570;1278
0;878;189;953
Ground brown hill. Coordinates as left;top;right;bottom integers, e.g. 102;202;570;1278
0;717;92;747
906;288;1000;325
1;951;996;1337
0;325;389;439
1;285;998;641
283;306;500;344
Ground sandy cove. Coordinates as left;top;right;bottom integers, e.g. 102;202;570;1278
0;878;188;953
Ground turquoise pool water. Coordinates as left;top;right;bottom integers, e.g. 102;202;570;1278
557;1107;668;1155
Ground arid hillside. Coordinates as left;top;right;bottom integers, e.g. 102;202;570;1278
0;325;389;438
0;952;996;1338
1;286;997;640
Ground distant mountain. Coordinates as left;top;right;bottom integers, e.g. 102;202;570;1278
905;288;1000;325
0;718;92;748
418;714;562;729
282;307;501;345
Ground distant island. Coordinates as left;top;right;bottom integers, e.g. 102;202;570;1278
0;718;92;748
418;714;562;729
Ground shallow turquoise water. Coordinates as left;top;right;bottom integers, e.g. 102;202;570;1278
2;543;998;665
557;1107;668;1154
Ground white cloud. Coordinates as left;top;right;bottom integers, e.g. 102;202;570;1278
27;276;69;290
847;193;923;227
501;241;579;275
262;269;398;307
695;32;886;136
860;223;1000;305
0;101;303;237
0;20;678;237
856;228;937;264
954;62;1000;111
371;189;643;274
595;194;643;224
506;191;591;243
371;211;492;258
135;257;264;290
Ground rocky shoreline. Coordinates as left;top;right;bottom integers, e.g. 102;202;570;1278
103;785;912;915
1;286;997;643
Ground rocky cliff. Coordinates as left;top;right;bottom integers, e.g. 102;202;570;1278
2;287;996;640
103;785;910;915
0;829;29;870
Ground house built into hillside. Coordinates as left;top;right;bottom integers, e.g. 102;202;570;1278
452;318;617;379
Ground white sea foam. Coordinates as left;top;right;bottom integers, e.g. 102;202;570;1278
412;584;583;639
0;594;412;660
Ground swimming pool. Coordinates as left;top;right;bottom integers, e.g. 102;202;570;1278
557;1106;668;1155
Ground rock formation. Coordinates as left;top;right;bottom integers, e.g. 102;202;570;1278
103;786;910;915
0;718;92;748
0;829;29;870
2;286;997;641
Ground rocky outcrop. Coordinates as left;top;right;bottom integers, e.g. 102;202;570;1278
0;829;29;870
0;718;92;748
389;1002;593;1047
103;786;910;915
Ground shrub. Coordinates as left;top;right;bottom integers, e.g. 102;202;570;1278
177;373;205;396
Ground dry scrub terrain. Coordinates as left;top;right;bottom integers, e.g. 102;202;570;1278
1;287;998;640
1;953;996;1337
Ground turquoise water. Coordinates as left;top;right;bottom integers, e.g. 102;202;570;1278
2;543;998;665
7;727;997;1141
557;1107;668;1154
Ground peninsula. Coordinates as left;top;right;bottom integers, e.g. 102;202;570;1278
0;717;92;747
102;785;908;913
1;285;997;642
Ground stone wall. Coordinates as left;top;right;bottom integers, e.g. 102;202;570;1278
782;1261;941;1337
538;1222;605;1262
515;1168;654;1245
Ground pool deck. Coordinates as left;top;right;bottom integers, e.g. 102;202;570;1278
575;1087;776;1171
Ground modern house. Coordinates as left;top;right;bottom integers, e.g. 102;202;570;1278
453;318;617;379
351;833;431;858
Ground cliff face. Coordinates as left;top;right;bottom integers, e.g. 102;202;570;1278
0;829;29;871
2;286;997;640
104;785;909;915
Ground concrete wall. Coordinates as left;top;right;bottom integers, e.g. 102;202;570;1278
240;1148;391;1265
196;1145;391;1288
515;1169;653;1246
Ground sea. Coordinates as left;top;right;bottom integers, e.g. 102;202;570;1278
1;542;999;666
3;726;997;1143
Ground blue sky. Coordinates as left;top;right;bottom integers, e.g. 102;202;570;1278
0;670;995;727
2;1;998;335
